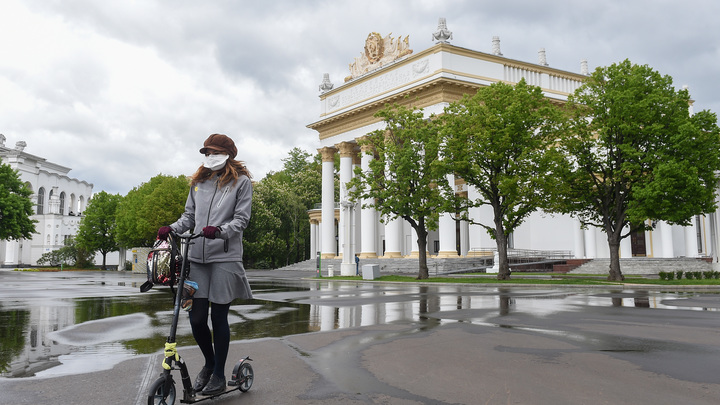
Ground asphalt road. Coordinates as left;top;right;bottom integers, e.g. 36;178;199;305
1;269;720;404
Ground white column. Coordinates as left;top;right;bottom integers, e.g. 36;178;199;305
467;185;483;256
710;212;720;270
382;151;402;258
437;174;458;257
338;142;357;275
573;219;585;258
319;147;337;258
584;227;597;259
4;240;18;266
118;248;127;270
359;144;378;258
309;219;318;262
710;213;718;260
407;226;422;258
460;218;469;256
620;225;632;258
659;221;674;258
353;153;362;255
684;219;699;257
383;217;403;258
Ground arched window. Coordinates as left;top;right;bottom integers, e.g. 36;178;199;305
37;187;45;215
69;193;76;215
78;196;85;214
59;192;66;215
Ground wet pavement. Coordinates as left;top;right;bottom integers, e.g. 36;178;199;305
1;269;720;404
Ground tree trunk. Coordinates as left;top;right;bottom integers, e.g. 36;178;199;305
101;253;107;271
495;227;511;280
417;228;430;280
607;237;624;281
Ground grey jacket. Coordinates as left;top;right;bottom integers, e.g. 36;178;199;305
170;174;252;264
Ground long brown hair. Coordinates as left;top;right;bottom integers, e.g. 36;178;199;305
190;159;252;188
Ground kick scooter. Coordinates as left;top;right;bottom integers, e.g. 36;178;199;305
144;232;254;405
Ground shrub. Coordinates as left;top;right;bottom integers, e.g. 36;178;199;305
703;271;715;280
676;270;684;280
685;272;694;280
36;238;94;268
693;271;702;280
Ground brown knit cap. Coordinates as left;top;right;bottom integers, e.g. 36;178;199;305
199;134;237;159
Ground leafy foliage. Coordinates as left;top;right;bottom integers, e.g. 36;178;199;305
551;59;720;281
114;175;189;248
243;148;323;268
0;158;37;240
75;191;122;269
36;237;94;268
439;79;564;280
350;104;445;279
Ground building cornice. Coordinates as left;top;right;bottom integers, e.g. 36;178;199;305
309;43;586;140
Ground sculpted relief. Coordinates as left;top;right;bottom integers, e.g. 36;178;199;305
345;32;413;82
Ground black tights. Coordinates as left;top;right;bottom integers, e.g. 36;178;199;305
188;298;231;379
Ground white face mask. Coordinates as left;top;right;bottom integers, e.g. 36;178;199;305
203;154;229;171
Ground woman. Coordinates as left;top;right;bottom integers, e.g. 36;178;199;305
157;133;253;396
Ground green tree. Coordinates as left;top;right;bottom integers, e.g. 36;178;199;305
244;148;324;268
551;59;720;281
244;177;300;268
441;79;561;280
439;79;563;280
0;159;36;240
75;191;122;270
115;174;189;248
280;147;323;209
350;104;444;280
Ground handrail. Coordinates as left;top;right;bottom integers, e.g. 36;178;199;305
468;247;573;260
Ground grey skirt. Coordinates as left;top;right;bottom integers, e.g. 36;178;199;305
187;261;253;304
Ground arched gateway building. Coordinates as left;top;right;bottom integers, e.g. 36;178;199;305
307;20;718;276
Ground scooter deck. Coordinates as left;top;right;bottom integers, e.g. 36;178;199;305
180;385;241;403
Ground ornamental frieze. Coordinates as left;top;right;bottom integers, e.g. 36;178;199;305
345;32;413;82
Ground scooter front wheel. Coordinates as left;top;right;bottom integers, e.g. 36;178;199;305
147;375;177;405
237;363;254;392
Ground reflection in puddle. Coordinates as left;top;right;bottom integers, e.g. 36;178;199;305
2;275;719;379
0;285;316;378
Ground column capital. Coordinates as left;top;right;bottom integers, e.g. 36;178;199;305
359;137;375;154
318;146;337;162
336;141;359;158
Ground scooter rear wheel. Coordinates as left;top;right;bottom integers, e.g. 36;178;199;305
237;363;254;392
148;375;176;405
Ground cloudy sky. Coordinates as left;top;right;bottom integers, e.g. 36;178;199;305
1;0;718;195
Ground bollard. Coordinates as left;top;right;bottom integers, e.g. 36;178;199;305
327;264;334;277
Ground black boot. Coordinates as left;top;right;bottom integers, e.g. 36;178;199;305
201;374;226;396
193;367;213;392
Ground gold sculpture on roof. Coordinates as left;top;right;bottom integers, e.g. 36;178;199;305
345;32;413;82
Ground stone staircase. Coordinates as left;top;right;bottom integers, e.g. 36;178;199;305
552;259;592;273
568;258;713;275
277;256;495;276
278;256;715;277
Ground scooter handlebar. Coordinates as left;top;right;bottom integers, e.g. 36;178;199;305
168;231;205;241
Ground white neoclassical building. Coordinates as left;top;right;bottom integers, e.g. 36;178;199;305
0;135;93;266
306;20;719;275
